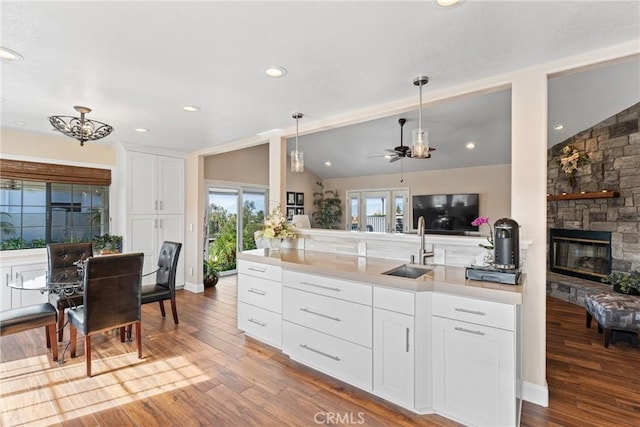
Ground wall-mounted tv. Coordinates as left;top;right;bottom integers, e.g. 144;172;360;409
412;193;479;234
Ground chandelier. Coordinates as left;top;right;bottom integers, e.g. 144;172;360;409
49;106;114;146
291;112;304;172
412;76;430;158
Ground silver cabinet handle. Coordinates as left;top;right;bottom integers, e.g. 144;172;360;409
299;281;341;292
248;288;267;296
248;266;266;272
455;326;485;336
155;200;158;210
299;344;341;361
154;218;158;229
300;307;341;322
248;318;266;327
159;200;163;211
406;327;410;352
159;219;162;229
454;307;486;316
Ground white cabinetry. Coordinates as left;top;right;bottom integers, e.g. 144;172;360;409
237;260;282;348
1;263;48;311
432;293;519;427
282;270;373;391
120;149;185;284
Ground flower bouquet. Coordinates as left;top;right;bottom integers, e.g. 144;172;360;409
255;205;297;250
558;144;590;189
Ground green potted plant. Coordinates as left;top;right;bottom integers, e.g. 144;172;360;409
92;233;123;255
312;181;343;229
602;270;640;295
203;258;220;287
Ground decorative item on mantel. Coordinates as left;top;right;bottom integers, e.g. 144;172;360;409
557;144;590;191
255;204;296;251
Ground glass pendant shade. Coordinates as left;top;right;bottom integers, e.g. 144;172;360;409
412;128;429;158
291;112;304;172
291;150;304;172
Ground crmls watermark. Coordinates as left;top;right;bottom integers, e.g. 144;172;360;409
313;412;366;425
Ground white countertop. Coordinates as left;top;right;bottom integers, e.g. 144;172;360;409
237;248;523;305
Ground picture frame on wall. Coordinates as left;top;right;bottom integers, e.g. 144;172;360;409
295;207;304;215
296;192;304;206
286;192;296;206
286;206;296;219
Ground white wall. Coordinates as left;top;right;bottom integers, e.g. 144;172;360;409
323;164;511;228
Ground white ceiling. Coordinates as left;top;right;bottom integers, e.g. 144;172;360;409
2;1;639;179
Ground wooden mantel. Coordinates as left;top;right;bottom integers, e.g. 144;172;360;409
547;190;619;201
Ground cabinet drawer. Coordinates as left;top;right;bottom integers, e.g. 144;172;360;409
283;321;372;391
238;260;282;282
283;287;372;348
432;293;515;331
374;286;415;315
238;302;282;348
238;274;282;313
283;270;372;305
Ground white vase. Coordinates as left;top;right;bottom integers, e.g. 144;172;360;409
270;238;282;251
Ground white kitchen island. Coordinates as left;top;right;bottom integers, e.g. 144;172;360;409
236;247;522;427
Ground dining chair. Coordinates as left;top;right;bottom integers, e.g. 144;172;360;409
67;252;144;377
47;242;93;341
0;303;58;362
141;241;182;324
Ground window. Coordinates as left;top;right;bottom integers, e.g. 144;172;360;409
346;188;408;233
0;179;110;250
0;159;112;251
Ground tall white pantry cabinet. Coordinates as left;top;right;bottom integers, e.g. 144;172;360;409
115;147;185;286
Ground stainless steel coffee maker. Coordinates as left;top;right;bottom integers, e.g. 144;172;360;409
493;218;520;270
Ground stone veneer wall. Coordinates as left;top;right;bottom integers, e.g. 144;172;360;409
547;102;640;274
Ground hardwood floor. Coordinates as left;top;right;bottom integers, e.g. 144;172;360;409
1;276;638;426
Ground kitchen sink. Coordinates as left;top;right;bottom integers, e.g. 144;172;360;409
382;264;434;279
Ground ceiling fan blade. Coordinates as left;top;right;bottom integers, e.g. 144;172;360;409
385;148;398;153
389;156;401;163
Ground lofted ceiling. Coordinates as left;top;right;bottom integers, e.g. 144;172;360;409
1;1;639;179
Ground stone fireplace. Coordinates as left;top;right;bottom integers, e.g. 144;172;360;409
549;228;612;282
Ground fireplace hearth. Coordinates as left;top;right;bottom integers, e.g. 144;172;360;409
549;228;612;282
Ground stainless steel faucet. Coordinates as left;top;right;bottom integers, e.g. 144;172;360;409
417;216;434;265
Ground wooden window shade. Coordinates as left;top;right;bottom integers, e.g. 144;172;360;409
0;159;111;186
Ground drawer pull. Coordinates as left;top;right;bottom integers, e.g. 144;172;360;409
454;307;486;316
248;266;267;273
300;307;341;322
299;344;341;361
248;288;267;296
454;326;485;336
406;327;410;352
299;281;341;292
248;318;266;327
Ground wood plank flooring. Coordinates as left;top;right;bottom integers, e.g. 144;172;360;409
1;276;638;426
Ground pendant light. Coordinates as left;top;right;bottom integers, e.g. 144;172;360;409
291;112;304;172
412;76;430;158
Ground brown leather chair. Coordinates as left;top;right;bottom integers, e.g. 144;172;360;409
47;242;93;341
141;241;182;324
0;303;58;362
67;252;144;377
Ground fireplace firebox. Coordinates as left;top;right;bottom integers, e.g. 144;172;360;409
549;228;612;282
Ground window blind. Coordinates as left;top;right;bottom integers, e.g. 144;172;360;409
0;159;111;186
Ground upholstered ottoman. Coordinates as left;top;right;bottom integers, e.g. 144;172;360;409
585;293;640;347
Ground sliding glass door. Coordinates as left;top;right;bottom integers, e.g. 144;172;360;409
206;186;267;274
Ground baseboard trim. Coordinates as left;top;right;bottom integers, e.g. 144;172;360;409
184;281;204;293
522;381;549;407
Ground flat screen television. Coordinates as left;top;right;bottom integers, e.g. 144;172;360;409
412;193;479;234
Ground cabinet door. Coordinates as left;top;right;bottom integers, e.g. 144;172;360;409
373;308;414;408
129;215;159;283
128;152;158;214
157;156;184;215
157;214;184;287
1;266;12;310
432;316;516;427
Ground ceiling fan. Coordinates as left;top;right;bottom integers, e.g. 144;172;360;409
384;118;436;162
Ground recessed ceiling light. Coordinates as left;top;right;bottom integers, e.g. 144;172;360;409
465;142;476;150
15;121;26;126
0;46;24;61
324;161;332;167
384;154;392;159
135;128;150;133
437;0;460;6
183;105;200;112
553;124;564;130
264;66;287;78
